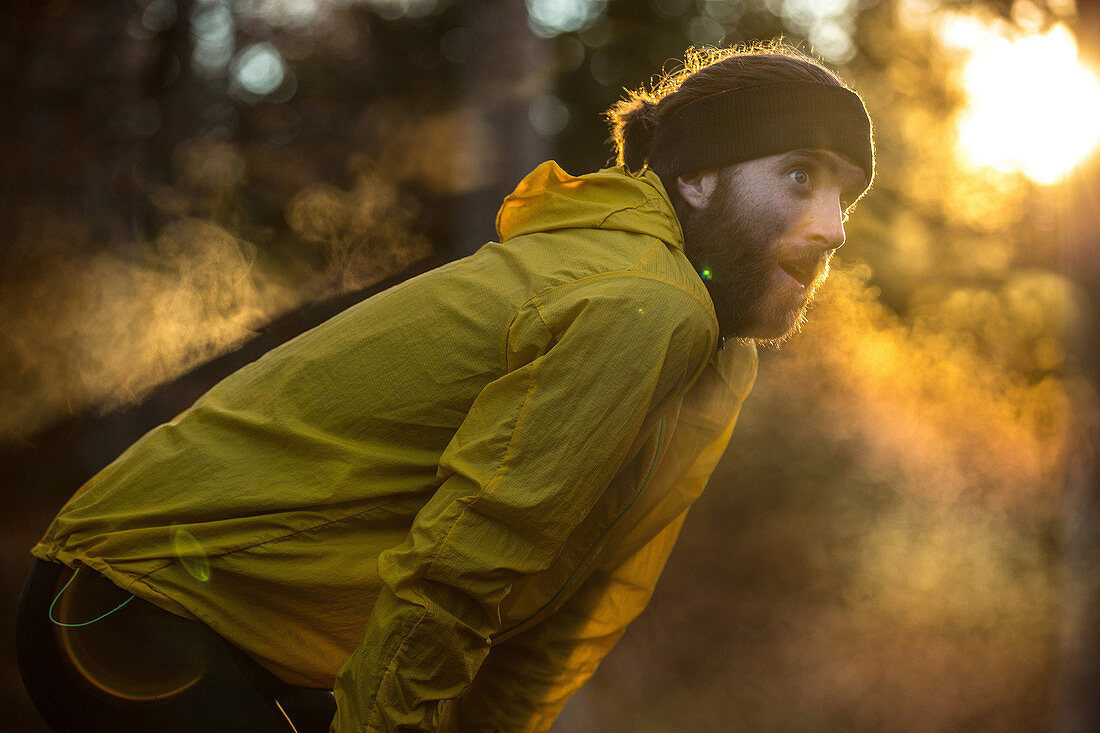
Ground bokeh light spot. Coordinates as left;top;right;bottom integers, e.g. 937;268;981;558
589;47;621;86
526;0;607;38
810;20;855;63
686;16;726;46
190;1;235;75
652;0;691;17
367;0;443;20
232;43;286;97
700;0;742;24
141;0;178;32
440;26;473;63
529;95;571;137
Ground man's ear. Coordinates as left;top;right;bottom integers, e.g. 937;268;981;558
676;170;718;210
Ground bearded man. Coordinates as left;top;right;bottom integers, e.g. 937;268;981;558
17;43;873;733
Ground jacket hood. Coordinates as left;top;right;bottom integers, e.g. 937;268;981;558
495;161;685;249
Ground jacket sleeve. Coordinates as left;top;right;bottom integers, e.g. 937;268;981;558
435;509;690;733
330;276;716;733
433;391;749;733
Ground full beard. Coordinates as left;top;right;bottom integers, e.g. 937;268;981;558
681;181;829;346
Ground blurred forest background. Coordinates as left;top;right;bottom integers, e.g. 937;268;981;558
3;0;1100;730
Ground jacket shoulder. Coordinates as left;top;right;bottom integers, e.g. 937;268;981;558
525;271;718;354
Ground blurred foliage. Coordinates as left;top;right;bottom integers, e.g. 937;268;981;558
2;0;1097;731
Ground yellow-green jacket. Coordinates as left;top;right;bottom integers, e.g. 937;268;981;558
33;161;757;732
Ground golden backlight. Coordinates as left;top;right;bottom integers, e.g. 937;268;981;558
956;23;1100;185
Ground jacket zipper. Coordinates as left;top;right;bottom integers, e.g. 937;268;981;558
491;417;666;641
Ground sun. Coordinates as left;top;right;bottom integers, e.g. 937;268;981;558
955;23;1100;185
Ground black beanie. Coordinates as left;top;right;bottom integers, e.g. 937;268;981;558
648;81;875;191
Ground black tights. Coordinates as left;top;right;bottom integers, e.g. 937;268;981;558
16;560;337;733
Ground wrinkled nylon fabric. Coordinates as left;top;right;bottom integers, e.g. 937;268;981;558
32;162;758;732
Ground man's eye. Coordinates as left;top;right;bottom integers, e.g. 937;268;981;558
788;169;810;185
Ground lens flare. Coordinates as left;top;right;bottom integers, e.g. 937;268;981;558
173;527;212;583
955;23;1100;185
55;569;206;700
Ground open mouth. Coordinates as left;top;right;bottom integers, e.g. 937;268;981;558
779;259;818;289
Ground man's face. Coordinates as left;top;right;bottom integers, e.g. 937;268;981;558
679;148;866;345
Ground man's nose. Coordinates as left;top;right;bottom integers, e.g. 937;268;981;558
808;196;846;252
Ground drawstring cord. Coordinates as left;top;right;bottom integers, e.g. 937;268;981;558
48;567;135;627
